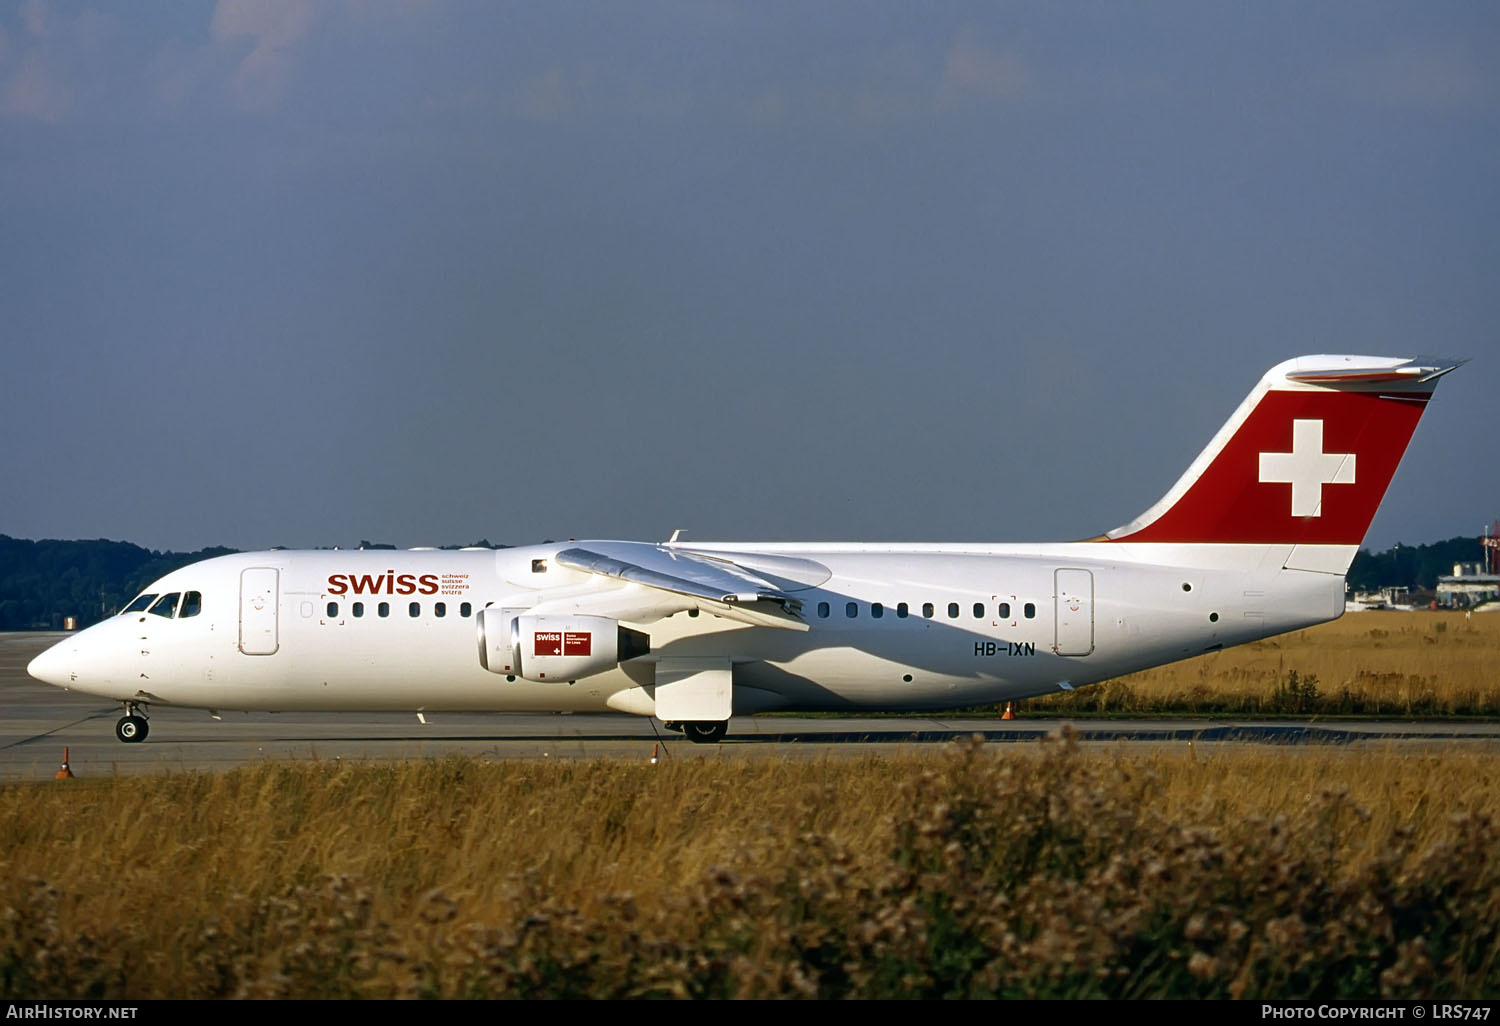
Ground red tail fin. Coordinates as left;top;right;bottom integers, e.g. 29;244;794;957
1108;355;1461;546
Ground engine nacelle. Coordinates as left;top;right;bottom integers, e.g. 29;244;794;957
476;609;649;683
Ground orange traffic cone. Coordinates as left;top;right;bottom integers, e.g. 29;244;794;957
1001;702;1015;721
55;747;74;779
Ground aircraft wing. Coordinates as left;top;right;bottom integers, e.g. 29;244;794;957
554;543;809;631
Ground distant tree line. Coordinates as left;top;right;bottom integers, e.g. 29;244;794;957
0;535;238;630
1346;536;1487;595
0;533;1484;631
0;535;505;630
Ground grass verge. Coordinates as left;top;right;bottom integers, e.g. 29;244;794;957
3;736;1497;998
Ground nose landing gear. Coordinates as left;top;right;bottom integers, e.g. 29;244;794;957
115;702;149;743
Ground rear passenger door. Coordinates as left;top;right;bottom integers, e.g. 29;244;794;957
1053;568;1094;656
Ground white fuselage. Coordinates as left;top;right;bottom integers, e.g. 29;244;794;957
35;541;1344;717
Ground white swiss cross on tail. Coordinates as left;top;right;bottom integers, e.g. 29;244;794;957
1257;419;1355;517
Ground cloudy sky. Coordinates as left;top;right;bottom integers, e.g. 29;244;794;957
1;1;1496;554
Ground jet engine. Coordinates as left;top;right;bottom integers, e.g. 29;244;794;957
476;609;649;683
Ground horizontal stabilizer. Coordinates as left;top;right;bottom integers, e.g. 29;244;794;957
1283;356;1466;386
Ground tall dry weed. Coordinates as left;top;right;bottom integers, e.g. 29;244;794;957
3;740;1498;998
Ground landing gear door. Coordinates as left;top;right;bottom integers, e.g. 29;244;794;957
240;567;280;655
654;658;732;722
1054;568;1094;657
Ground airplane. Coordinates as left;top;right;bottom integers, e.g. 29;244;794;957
28;354;1461;745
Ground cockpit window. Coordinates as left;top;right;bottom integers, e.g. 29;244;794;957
180;592;202;618
123;593;157;614
148;593;181;618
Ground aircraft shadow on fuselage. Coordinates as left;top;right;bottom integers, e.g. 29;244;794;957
704;582;1066;680
672;582;1087;713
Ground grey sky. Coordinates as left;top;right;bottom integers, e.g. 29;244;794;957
1;1;1495;553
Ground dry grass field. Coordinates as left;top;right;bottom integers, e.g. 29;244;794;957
1028;610;1500;716
3;735;1498;999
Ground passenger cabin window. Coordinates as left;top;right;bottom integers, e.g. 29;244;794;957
353;602;364;618
947;602;959;619
148;593;180;618
999;602;1011;618
435;602;446;618
818;602;830;618
124;593;157;614
326;601;338;618
460;602;472;617
378;602;390;618
1024;602;1036;618
409;602;420;618
897;602;908;618
846;602;858;618
922;602;934;618
973;602;984;619
180;592;202;618
871;602;884;619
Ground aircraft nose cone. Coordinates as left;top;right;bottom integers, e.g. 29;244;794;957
27;641;73;688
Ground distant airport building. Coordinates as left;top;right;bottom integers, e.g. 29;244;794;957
1437;563;1500;608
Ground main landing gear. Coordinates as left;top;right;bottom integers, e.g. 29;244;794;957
662;721;730;744
115;702;149;744
682;721;727;745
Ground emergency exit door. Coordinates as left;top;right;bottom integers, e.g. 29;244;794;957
1054;568;1094;656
